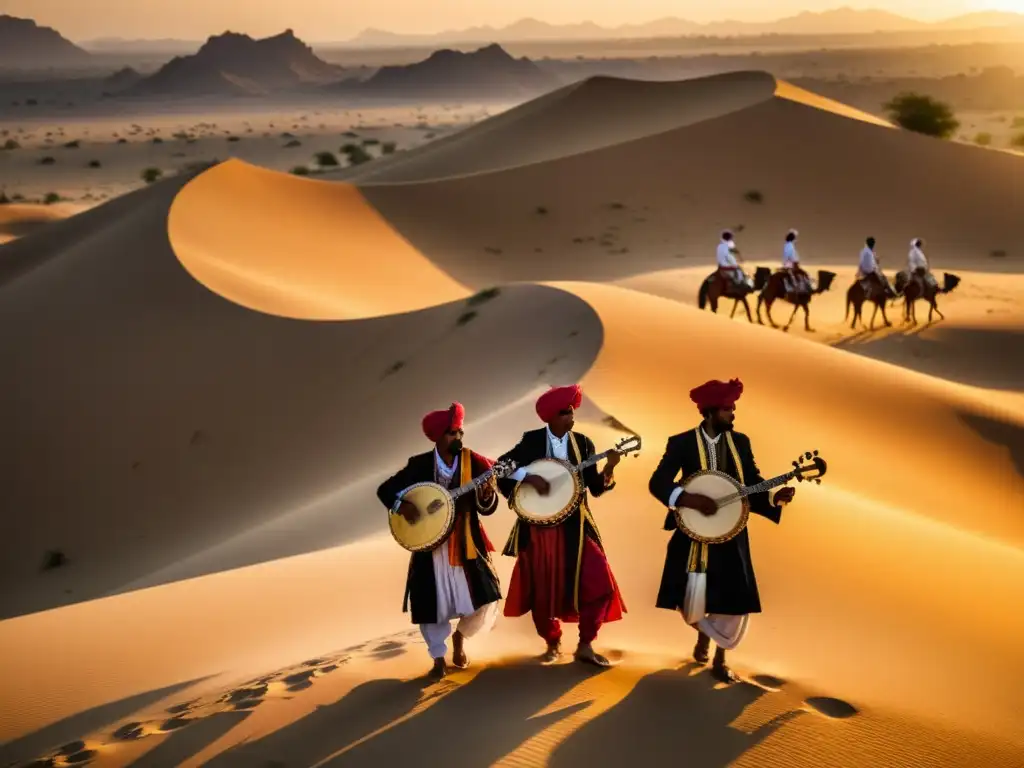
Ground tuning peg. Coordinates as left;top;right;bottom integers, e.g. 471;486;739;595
813;450;819;456
815;479;821;484
804;451;812;459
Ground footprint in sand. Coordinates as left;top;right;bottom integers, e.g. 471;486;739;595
803;695;859;719
371;639;408;660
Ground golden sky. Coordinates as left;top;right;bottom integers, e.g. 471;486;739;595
0;0;1019;41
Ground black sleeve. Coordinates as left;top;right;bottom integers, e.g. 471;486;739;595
496;433;531;499
740;437;781;523
581;436;614;497
648;437;684;508
376;459;419;513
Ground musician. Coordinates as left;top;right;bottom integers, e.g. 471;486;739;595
647;379;795;683
497;384;626;668
376;402;502;679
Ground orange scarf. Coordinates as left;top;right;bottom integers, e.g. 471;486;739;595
447;447;479;566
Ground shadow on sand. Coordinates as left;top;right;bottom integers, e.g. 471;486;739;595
0;676;210;767
550;663;801;768
208;661;606;767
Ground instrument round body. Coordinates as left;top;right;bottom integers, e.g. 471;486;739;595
512;458;582;527
389;482;456;553
675;470;750;544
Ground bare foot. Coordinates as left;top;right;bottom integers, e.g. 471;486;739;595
574;643;612;668
451;630;469;669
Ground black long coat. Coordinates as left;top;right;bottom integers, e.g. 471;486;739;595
495;428;614;612
647;427;781;615
376;449;501;625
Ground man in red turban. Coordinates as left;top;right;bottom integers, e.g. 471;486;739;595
648;378;795;683
377;401;502;679
495;384;626;668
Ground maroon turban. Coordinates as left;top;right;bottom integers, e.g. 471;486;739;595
536;384;583;423
422;402;465;442
689;379;744;411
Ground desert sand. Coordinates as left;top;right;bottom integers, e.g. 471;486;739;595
1;70;1023;767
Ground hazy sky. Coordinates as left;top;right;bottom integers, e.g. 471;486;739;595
1;0;1020;41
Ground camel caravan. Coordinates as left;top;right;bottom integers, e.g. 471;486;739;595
697;230;961;331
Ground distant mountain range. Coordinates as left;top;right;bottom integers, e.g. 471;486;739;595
337;43;559;98
123;29;345;96
344;8;1024;47
0;14;92;68
112;36;556;100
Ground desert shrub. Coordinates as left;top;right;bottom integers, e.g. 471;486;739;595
38;156;56;165
381;141;397;154
990;249;1007;258
43;192;61;204
87;159;101;168
63;140;80;148
883;92;959;139
743;189;763;203
1;139;18;150
535;205;548;214
467;287;501;307
1012;116;1024;129
117;138;128;144
974;132;992;146
362;138;380;146
226;135;240;142
456;310;477;326
341;143;372;165
1010;131;1024;149
141;167;162;184
284;139;301;148
314;151;339;166
290;165;310;175
151;137;163;144
0;189;9;204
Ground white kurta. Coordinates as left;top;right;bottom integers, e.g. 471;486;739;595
717;240;738;268
507;426;569;484
908;245;928;272
782;241;799;268
858;246;878;276
411;449;499;659
666;428;749;650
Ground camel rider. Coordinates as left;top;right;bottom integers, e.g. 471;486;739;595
717;231;753;290
782;229;812;293
858;236;890;296
908;238;937;291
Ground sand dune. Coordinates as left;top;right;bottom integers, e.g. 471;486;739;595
2;70;1023;767
0;202;81;245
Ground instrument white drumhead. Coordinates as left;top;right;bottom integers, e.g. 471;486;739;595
390;483;455;551
678;472;745;541
514;459;578;521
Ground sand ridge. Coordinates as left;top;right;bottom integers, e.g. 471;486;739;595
2;70;1023;767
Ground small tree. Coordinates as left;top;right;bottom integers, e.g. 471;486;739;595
314;151;339;167
341;143;372;165
43;192;61;204
883;92;959;139
141;167;162;184
381;141;397;155
1011;131;1024;149
974;132;992;146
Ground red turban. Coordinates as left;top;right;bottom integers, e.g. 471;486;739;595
422;402;465;442
689;378;744;411
536;384;582;423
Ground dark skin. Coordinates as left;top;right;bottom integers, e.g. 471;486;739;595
520;404;619;666
396;427;496;524
679;402;794;683
677;405;796;515
520;406;620;496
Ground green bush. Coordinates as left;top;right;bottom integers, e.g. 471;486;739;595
883;92;959;138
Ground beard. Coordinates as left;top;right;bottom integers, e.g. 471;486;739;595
448;438;464;454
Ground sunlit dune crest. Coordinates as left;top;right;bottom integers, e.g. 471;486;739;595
774;79;896;127
1;69;1023;768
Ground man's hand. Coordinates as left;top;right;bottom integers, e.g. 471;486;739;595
605;451;621;470
681;492;718;517
478;481;495;504
774;487;796;506
396;500;421;524
523;474;550;496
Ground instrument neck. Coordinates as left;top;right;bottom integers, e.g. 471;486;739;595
720;470;796;505
576;449;612;473
451;465;499;501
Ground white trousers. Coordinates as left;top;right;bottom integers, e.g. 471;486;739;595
420;601;500;659
688;613;749;650
419;545;499;659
